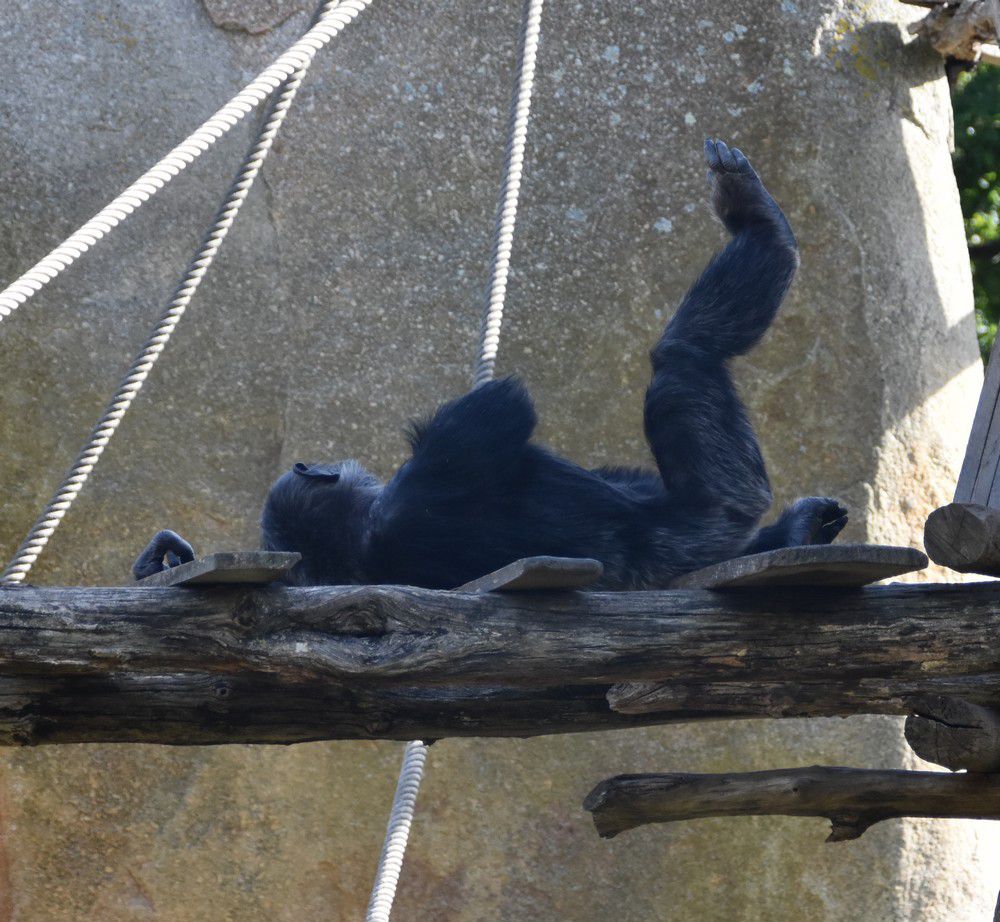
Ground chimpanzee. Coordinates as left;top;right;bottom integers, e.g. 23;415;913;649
135;139;846;589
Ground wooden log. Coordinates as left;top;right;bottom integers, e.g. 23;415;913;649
1;581;1000;742
669;544;926;589
905;695;1000;772
0;673;661;745
924;503;1000;575
583;766;1000;840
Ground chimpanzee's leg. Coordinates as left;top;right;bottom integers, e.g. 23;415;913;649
644;140;798;529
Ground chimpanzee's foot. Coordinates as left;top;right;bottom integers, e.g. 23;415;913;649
780;497;848;546
704;138;792;240
744;497;848;554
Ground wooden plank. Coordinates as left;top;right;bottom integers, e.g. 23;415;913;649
956;348;1000;503
136;551;301;587
456;556;603;593
669;543;927;589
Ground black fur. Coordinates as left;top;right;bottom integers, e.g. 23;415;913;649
258;139;846;589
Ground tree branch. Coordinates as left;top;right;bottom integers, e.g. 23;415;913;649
583;767;1000;839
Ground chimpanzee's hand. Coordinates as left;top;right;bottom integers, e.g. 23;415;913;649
132;530;196;580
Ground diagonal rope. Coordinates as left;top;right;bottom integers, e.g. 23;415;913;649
366;4;547;921
0;0;373;585
473;0;546;388
0;0;372;325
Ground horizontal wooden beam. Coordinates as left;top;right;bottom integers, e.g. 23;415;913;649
583;767;1000;840
1;580;1000;744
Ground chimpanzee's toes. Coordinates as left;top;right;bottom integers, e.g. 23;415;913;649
791;497;848;546
704;138;753;175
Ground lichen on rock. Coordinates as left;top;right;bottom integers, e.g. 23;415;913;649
201;0;306;35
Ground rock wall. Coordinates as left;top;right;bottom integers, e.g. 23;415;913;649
0;1;993;918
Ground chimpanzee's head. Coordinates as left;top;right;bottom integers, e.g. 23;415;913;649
261;460;382;586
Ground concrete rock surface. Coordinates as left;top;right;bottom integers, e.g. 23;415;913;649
0;1;994;919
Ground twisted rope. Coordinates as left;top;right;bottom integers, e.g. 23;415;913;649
0;0;371;324
0;0;371;584
473;0;546;388
367;5;546;919
365;4;546;919
364;741;429;922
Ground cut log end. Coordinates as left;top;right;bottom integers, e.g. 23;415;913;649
924;503;1000;576
905;694;1000;772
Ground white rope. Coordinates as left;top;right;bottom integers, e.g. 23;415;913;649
0;0;371;324
0;0;372;584
3;5;540;918
365;3;547;919
364;741;429;922
473;0;546;388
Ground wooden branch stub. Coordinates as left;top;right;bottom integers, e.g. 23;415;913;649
906;695;1000;772
669;544;927;589
584;766;1000;840
456;556;603;593
136;551;301;587
924;503;1000;575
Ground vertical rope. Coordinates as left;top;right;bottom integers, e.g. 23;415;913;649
0;1;362;584
364;741;429;922
473;0;546;388
366;4;546;919
0;1;373;325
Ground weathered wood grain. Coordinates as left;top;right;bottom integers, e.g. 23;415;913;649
456;556;603;592
924;503;1000;576
1;581;1000;743
136;551;301;587
670;544;926;589
583;767;1000;840
956;344;1000;503
0;673;661;745
905;695;1000;772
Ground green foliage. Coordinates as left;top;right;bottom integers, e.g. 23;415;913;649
953;63;1000;360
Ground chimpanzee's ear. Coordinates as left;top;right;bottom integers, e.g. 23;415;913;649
293;462;341;482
